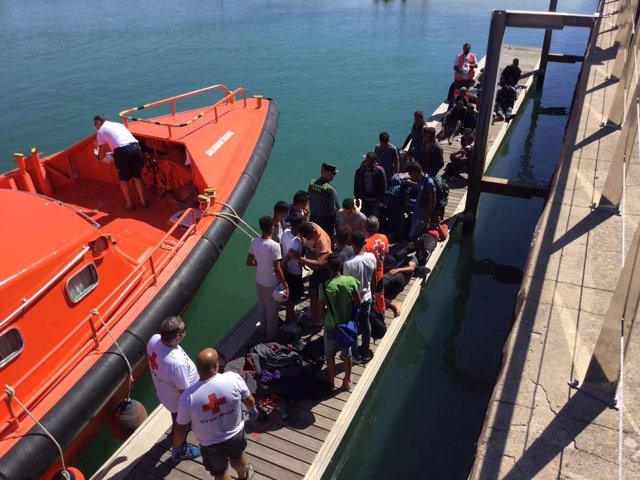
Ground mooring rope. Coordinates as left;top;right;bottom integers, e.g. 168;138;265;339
4;385;69;476
91;309;134;401
209;199;260;239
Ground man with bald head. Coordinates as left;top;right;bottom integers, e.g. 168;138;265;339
173;348;258;480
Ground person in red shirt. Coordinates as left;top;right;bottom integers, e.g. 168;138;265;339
364;216;389;316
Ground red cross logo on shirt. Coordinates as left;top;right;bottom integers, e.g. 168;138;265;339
148;352;158;372
202;393;227;414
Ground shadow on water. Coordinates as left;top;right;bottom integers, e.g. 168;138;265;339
324;56;586;478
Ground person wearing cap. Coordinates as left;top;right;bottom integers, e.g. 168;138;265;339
354;152;387;219
246;216;288;341
308;163;340;239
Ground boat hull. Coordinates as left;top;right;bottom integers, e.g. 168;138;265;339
0;100;279;479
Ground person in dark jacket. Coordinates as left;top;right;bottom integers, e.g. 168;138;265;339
354;152;387;218
493;83;517;123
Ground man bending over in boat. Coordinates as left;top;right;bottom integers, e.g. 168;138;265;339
93;114;148;210
147;316;201;462
173;348;258;480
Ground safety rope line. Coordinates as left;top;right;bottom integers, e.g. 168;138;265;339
212;199;261;237
90;309;134;401
4;385;69;476
208;212;257;240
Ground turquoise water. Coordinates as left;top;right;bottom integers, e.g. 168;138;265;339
0;0;596;476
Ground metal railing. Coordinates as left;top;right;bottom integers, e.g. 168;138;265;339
1;208;198;429
119;84;248;138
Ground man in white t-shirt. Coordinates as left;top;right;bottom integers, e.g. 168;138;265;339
343;230;377;363
173;348;257;480
246;216;288;341
281;212;304;325
146;316;200;461
93;114;147;211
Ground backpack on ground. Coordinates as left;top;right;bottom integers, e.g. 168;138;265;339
433;175;449;210
370;308;387;341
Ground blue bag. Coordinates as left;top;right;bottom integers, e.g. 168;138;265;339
334;318;359;348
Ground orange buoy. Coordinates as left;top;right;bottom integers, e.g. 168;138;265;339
52;466;85;480
108;399;148;440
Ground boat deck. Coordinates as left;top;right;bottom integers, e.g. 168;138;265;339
91;45;541;480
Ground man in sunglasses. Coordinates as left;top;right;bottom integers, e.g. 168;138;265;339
146;316;201;462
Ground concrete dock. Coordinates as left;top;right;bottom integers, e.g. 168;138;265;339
92;45;541;480
470;1;640;478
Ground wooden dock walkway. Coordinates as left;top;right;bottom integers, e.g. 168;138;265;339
91;44;541;480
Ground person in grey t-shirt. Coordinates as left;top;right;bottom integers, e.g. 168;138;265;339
336;198;366;234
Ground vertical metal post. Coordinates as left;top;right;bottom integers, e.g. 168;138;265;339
464;10;506;227
537;0;559;88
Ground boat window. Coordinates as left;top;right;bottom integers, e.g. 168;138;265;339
66;264;99;303
0;328;24;368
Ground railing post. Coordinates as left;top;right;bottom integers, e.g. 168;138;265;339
600;92;640;210
572;220;640;406
607;9;640;126
537;0;559;88
464;10;506;228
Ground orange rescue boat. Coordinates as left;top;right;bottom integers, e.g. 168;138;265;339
0;85;278;479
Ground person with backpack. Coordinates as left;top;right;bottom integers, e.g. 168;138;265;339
319;253;361;391
406;162;437;262
344;231;377;364
431;174;449;224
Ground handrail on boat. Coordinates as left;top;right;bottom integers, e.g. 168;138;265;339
119;84;248;137
0;209;198;428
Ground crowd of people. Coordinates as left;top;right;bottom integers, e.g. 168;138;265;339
140;43;523;480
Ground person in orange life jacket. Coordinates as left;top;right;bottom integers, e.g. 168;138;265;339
93;114;148;210
354;152;387;218
146;316;201;462
364;216;389;315
454;43;478;89
173;348;257;480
